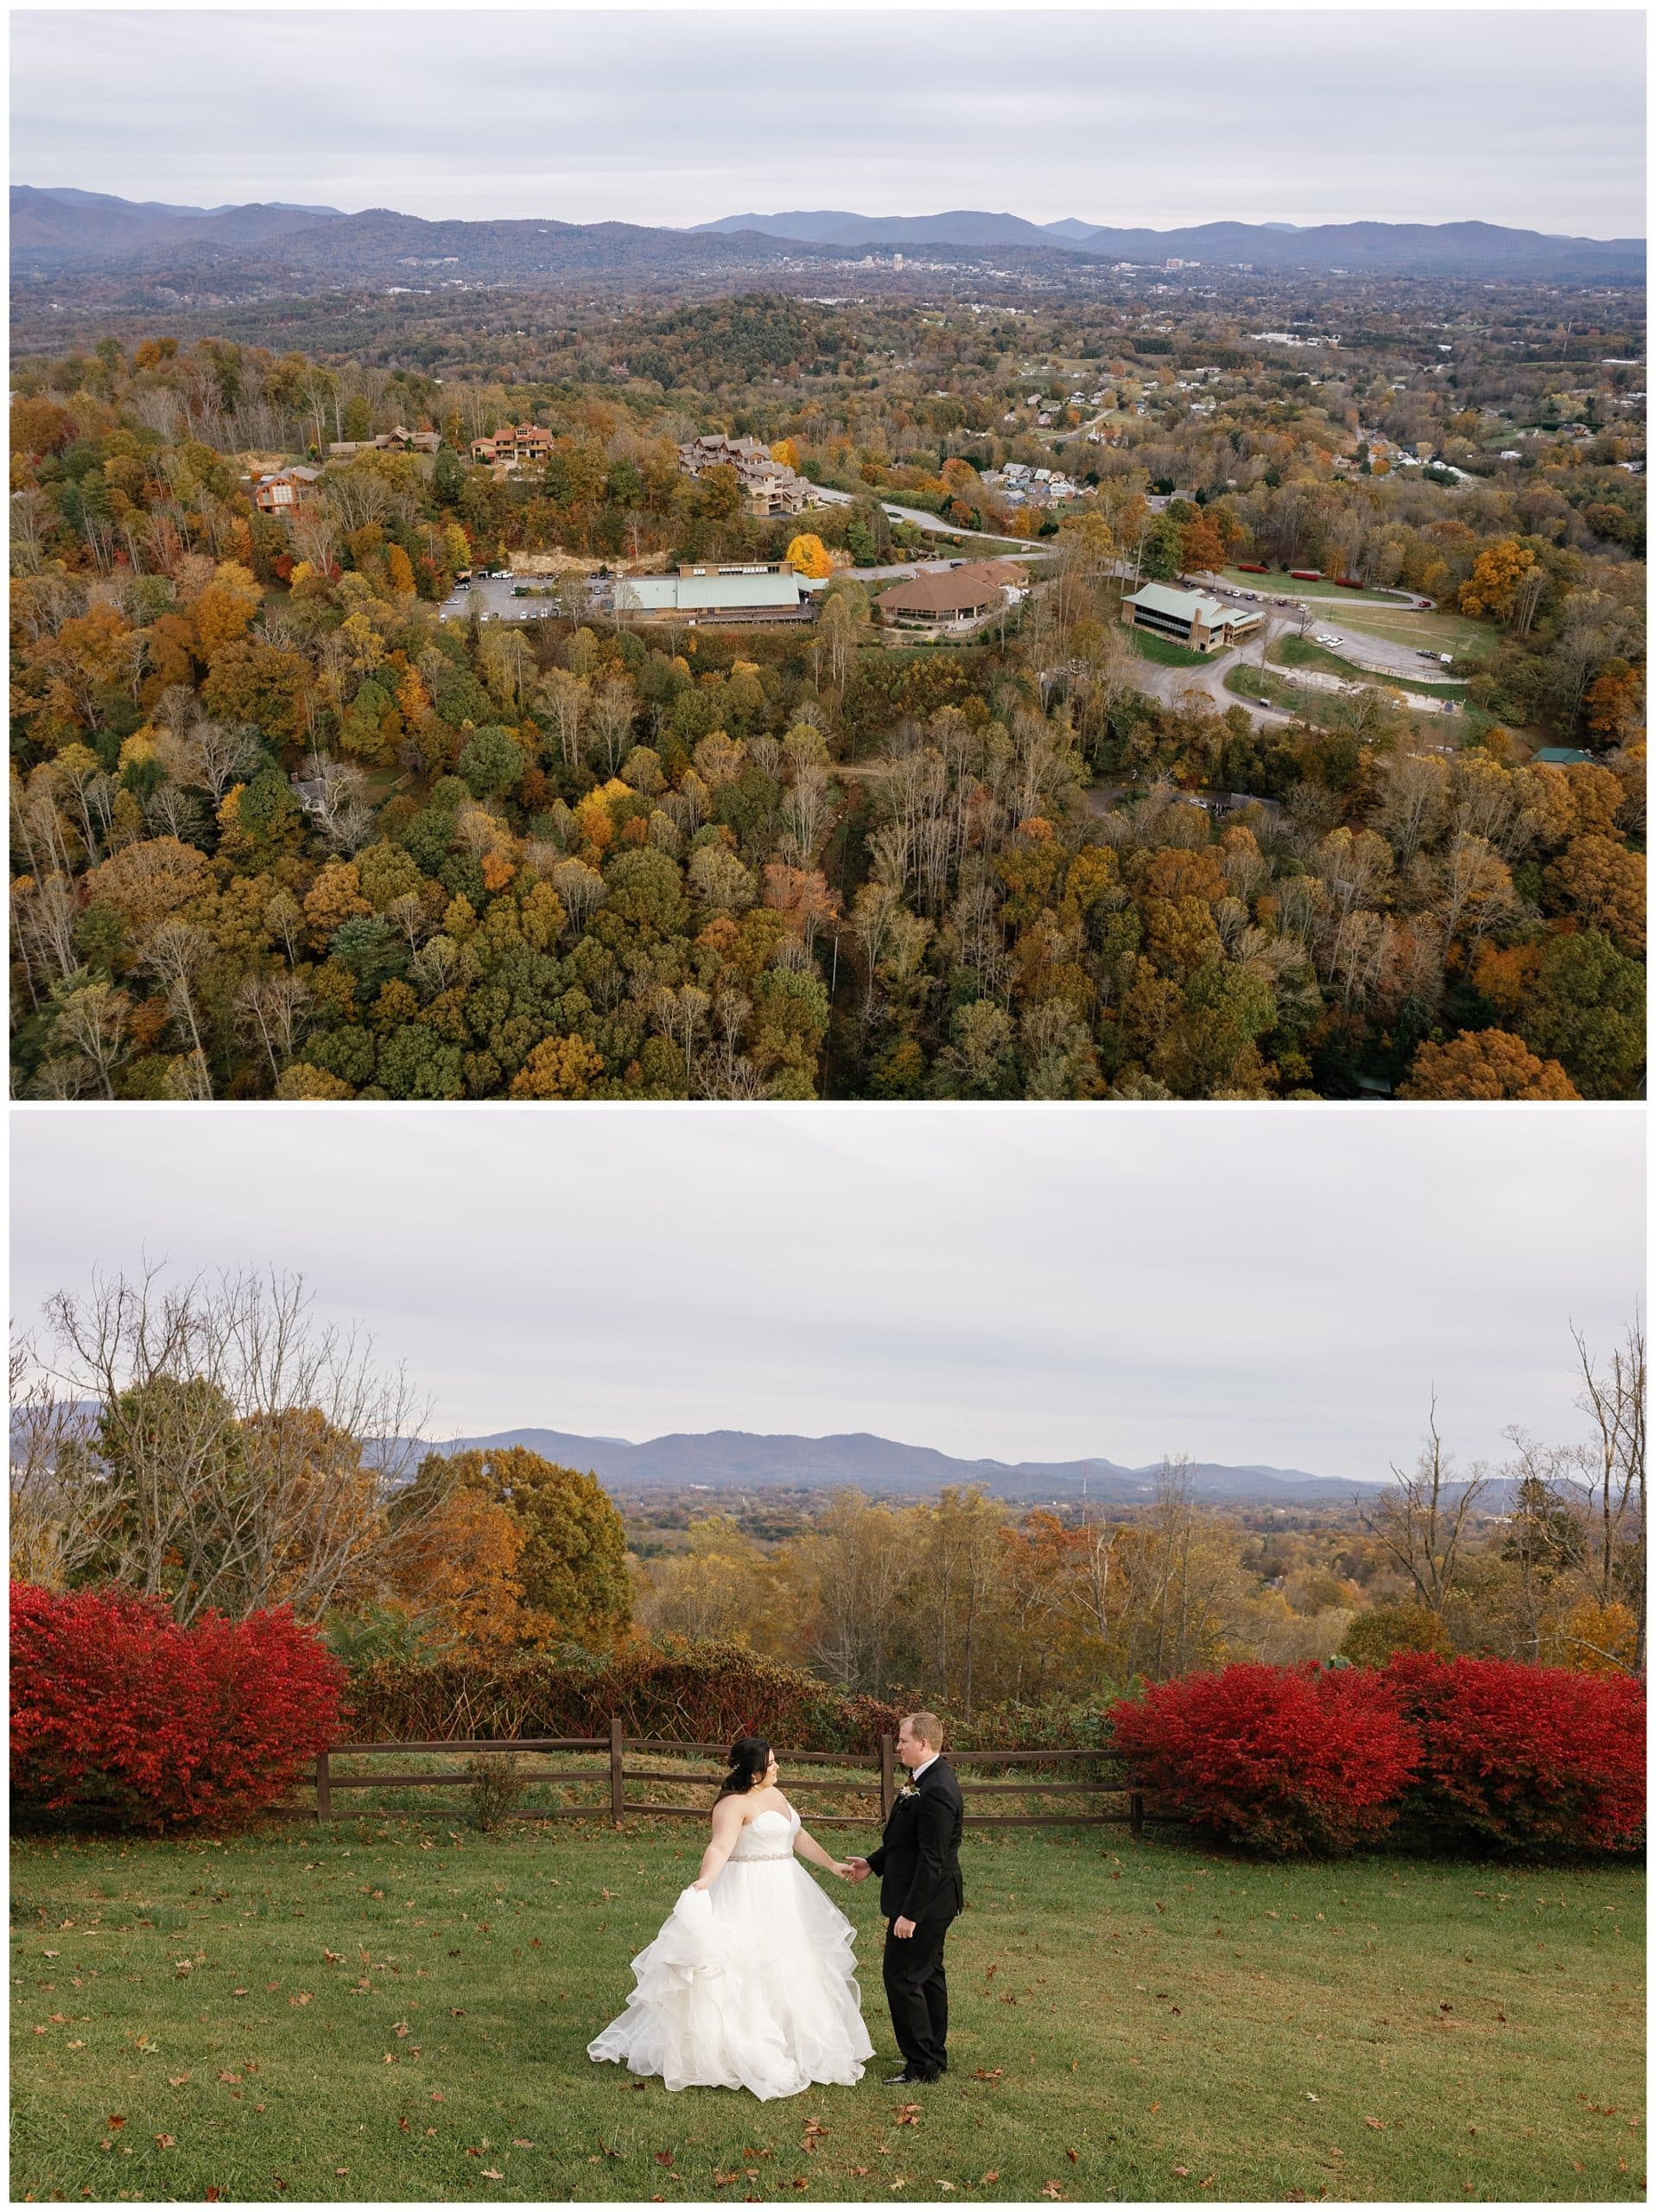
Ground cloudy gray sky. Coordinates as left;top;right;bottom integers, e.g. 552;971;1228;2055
10;7;1646;236
10;1107;1644;1482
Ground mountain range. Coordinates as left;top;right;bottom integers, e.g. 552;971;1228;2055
12;187;1646;289
408;1427;1394;1504
690;208;1646;278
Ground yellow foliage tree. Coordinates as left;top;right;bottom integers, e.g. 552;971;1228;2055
1458;537;1537;621
770;438;801;472
784;532;833;580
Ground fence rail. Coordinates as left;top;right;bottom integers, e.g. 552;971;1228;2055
298;1720;1149;1834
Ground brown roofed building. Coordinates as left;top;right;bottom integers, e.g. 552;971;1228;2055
677;431;812;518
327;424;441;460
470;423;555;469
876;558;1029;630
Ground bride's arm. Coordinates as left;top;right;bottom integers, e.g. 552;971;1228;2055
691;1796;746;1891
793;1825;851;1878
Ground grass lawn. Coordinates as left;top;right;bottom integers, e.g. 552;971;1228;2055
1219;570;1413;603
1129;629;1213;670
11;1816;1643;2205
1319;604;1491;663
1269;636;1356;680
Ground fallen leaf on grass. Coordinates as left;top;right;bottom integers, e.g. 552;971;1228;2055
512;2139;534;2149
895;2103;922;2126
154;2134;175;2150
980;2172;999;2186
67;2039;85;2050
168;2074;191;2087
973;2069;1004;2082
655;2152;675;2167
1040;2183;1064;2200
1363;2118;1384;2131
481;2170;504;2180
1173;2165;1190;2177
232;1988;249;1997
105;2117;125;2131
289;1992;313;2008
1067;2149;1079;2162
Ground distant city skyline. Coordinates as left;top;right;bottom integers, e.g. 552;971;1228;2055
10;1108;1644;1482
10;9;1646;238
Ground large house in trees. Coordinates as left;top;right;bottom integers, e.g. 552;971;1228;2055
470;423;555;470
677;433;813;518
246;464;322;516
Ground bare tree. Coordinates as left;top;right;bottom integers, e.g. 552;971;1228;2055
1570;1317;1646;1669
23;1267;434;1625
1360;1396;1488;1618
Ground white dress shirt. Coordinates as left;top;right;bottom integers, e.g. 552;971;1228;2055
910;1753;941;1784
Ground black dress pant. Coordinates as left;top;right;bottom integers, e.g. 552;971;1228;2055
883;1913;953;2078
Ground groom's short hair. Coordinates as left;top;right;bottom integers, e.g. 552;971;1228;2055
903;1711;944;1751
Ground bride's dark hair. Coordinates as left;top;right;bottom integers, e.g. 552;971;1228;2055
714;1736;773;1803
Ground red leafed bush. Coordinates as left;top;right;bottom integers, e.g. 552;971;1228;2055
10;1583;346;1833
1108;1662;1419;1856
1383;1653;1645;1855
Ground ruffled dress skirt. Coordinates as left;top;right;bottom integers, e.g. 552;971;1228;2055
587;1859;874;2100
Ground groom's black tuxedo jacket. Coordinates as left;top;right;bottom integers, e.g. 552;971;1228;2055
866;1758;964;1924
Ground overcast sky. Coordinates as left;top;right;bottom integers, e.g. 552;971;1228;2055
10;6;1646;236
10;1107;1644;1482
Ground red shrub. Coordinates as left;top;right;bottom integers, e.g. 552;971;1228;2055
10;1583;346;1833
1383;1653;1645;1855
1108;1662;1418;1855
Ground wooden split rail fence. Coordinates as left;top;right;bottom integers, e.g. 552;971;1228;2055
302;1721;1148;1835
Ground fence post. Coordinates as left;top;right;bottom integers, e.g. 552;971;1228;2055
316;1748;332;1825
1129;1788;1143;1840
610;1716;625;1825
879;1733;895;1821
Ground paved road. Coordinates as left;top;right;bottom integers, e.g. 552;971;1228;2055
807;482;1050;552
1127;615;1297;729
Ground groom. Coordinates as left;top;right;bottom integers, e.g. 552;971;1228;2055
847;1710;963;2086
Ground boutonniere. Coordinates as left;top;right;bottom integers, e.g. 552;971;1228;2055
896;1782;919;1802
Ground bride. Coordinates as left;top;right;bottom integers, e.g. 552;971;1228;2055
587;1735;875;2100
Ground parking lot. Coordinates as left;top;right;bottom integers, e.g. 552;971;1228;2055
438;574;589;623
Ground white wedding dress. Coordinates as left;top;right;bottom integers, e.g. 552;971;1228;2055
587;1805;874;2100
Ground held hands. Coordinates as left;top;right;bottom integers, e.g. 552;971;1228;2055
843;1856;872;1884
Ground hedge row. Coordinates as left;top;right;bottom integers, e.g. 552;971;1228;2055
1110;1656;1645;1859
345;1641;904;1751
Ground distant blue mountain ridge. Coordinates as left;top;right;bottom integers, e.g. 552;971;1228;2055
404;1427;1397;1503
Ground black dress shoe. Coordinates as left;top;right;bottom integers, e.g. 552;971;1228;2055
885;2067;938;2084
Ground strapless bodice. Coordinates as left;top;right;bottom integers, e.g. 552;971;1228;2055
727;1807;800;1863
